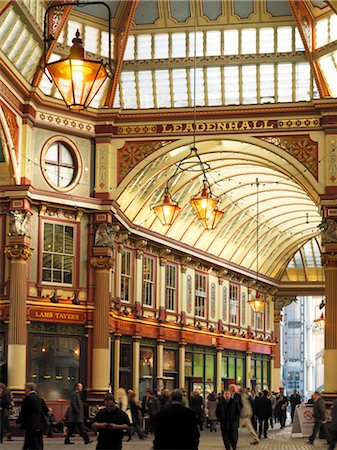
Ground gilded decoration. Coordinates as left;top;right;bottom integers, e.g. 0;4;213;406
117;141;172;184
90;256;114;270
260;135;318;178
318;219;337;244
5;244;32;260
35;112;94;134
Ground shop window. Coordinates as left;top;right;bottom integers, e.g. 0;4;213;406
42;222;74;285
251;353;270;391
119;342;132;391
139;347;154;398
44;141;77;189
163;349;177;391
195;273;207;318
185;352;193;377
29;335;81;400
229;284;239;324
143;256;155;307
165;264;177;311
121;250;132;302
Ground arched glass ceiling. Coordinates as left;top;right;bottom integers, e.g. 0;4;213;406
117;140;322;280
281;237;323;282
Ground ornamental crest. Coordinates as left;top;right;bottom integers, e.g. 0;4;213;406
318;219;337;244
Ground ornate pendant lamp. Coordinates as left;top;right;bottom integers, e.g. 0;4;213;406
201;207;224;230
249;178;267;313
152;187;181;226
190;179;220;221
42;1;113;110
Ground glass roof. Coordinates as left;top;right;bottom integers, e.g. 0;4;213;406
117;140;322;280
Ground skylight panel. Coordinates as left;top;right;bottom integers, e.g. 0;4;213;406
121;72;137;108
113;86;120;109
277;26;292;52
67;21;82;46
224;66;239;105
137;35;152;60
101;31;110;58
242;65;257;104
206;67;222;106
124;35;135;60
154;70;171;107
316;17;328;48
172;69;188;107
84;26;99;54
241;28;256;54
259;28;274;53
277;63;293;102
189;68;205;106
57;28;65;44
188;31;203;57
154;34;169;59
260;64;275;103
318;54;337;97
295;29;304;51
171;33;186;58
138;71;154;108
206;30;221;56
296;62;310;101
224;30;239;55
330;14;337;42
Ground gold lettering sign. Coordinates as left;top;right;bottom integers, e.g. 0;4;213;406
29;309;85;323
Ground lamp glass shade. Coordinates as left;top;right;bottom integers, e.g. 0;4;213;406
314;312;325;329
46;57;108;110
153;193;181;226
190;185;219;221
201;208;224;230
248;291;266;313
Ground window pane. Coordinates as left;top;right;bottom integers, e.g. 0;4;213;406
44;223;53;251
296;62;310;101
205;354;214;381
237;358;244;385
121;72;137;108
59;167;74;187
224;30;238;55
259;28;274;53
60;145;74;165
194;353;204;377
188;31;203;57
154;34;169;59
260;64;275;102
242;65;257;104
316;18;328;48
207;67;222;105
140;347;153;377
206;30;221;56
295;29;304;51
228;357;235;379
137;34;152;60
224;66;239;105
124;35;135;60
172;33;186;57
45;143;58;162
155;70;171;107
172;69;188;107
189;68;205;106
138;71;154;108
241;28;256;54
277;63;293;102
277;26;292;52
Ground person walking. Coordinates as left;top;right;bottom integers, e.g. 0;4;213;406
64;382;92;445
17;382;48;450
308;391;327;445
276;389;288;429
153;388;199;449
0;383;13;443
189;391;204;431
255;390;272;439
127;390;146;440
290;389;301;423
206;392;218;432
239;389;259;445
92;394;130;450
216;389;241;450
268;390;276;429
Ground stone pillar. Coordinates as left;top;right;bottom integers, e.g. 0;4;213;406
322;249;337;394
90;249;114;393
132;336;141;399
178;343;186;388
5;241;32;392
113;333;121;399
246;351;251;389
157;339;164;392
216;348;222;394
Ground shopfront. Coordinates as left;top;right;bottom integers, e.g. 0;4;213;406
139;338;156;398
251;353;270;391
221;349;246;389
119;336;133;391
185;345;216;397
163;343;178;390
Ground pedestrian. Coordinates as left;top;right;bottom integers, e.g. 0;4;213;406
308;391;327;445
276;388;288;429
216;389;241;450
17;382;48;450
0;383;13;442
327;399;337;450
126;390;146;440
206;392;218;432
290;389;301;423
268;390;276;429
229;384;243;411
239;389;259;445
250;389;258;431
64;382;92;445
153;388;199;449
92;394;131;450
255;390;272;439
189;391;204;431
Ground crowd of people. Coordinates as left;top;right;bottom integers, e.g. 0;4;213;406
2;380;337;450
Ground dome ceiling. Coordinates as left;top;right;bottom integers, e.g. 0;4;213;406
117;139;322;280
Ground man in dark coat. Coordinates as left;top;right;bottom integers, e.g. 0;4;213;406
276;388;288;429
308;391;327;445
0;383;13;442
255;390;272;439
153;388;199;449
64;382;92;445
17;382;48;450
189;391;204;430
290;389;301;422
216;389;241;450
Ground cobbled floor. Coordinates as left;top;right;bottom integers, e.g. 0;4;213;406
1;425;329;449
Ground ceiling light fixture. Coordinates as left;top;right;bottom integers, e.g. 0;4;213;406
42;1;113;110
152;9;222;228
248;178;267;313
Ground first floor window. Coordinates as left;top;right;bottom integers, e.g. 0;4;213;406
229;284;239;324
121;250;132;302
42;222;74;284
143;256;155;307
165;264;177;311
195;273;207;317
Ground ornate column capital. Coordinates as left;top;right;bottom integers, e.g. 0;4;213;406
5;244;32;261
90;256;114;270
321;251;337;266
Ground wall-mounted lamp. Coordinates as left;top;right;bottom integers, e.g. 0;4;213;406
50;291;59;303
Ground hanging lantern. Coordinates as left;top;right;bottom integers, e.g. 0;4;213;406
201;208;224;230
45;30;108;110
248;291;266;313
190;181;219;221
153;190;181;226
314;312;325;329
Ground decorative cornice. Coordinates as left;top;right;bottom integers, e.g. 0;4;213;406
90;256;114;270
35;111;95;134
5;244;32;261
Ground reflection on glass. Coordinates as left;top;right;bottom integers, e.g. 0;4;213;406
163;350;176;371
140;347;153;377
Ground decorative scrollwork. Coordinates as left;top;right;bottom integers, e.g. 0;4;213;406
90;256;114;270
5;245;32;260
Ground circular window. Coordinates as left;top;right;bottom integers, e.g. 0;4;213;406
43;141;79;190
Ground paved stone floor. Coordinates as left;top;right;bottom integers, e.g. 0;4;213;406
1;426;330;449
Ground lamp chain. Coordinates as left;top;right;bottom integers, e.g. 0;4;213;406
256;177;259;282
193;3;197;149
